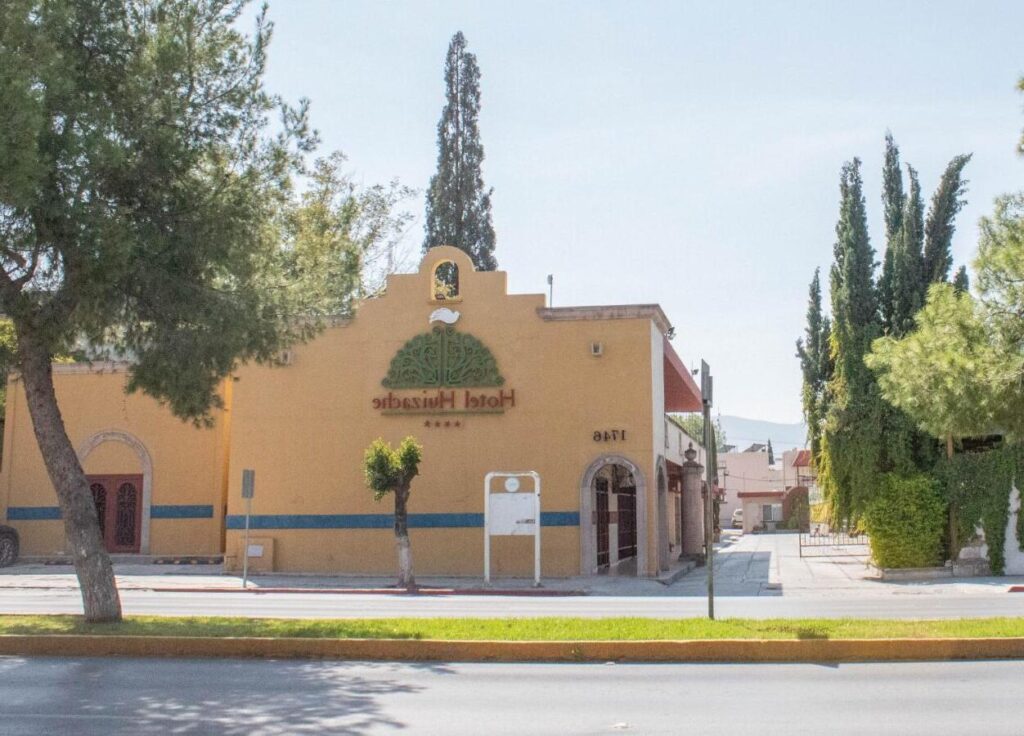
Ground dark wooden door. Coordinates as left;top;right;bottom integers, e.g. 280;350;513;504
617;488;637;560
595;479;610;568
88;475;143;553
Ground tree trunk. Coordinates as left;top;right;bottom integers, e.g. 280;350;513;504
393;484;415;591
17;335;122;622
945;433;959;563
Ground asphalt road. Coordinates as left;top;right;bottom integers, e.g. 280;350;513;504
1;656;1021;735
1;587;1022;619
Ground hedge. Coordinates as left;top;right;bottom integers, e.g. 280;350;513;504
863;473;946;569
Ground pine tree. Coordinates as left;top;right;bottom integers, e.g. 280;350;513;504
0;0;334;621
423;32;497;271
922;155;972;283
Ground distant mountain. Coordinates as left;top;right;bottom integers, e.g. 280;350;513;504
717;415;807;452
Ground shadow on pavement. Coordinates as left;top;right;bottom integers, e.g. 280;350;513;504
0;655;455;735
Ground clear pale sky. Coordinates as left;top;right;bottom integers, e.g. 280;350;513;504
252;1;1024;423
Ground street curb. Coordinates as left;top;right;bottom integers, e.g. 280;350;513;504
2;635;1024;663
0;585;587;597
145;587;588;597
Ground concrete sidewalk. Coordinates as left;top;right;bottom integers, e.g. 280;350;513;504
679;530;1023;598
0;561;697;597
1;532;1021;598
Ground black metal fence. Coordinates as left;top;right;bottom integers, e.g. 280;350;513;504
798;527;870;558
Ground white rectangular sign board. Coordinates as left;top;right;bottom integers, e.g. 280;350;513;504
488;493;537;536
484;471;541;586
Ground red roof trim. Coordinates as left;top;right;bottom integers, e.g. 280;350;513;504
737;490;786;499
792;449;812;468
663;338;702;412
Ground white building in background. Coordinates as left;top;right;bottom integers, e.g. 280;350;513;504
716;447;816;524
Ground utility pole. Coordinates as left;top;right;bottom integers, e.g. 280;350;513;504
700;360;716;620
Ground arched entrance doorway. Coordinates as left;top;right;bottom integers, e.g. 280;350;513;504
580;455;647;575
76;430;154;554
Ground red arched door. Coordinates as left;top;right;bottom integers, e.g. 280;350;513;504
88;475;143;553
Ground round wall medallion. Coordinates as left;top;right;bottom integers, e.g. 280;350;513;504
504;477;521;493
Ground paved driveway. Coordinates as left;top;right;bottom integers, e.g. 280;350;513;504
677;530;1019;599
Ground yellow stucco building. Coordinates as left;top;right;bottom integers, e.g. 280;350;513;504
0;247;707;578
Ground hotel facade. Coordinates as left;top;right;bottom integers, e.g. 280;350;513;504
1;247;709;578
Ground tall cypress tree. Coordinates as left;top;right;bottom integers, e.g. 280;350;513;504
952;265;970;293
423;32;497;271
879;161;933;474
922;154;972;283
887;164;926;337
878;133;905;332
821;159;883;522
796;269;831;458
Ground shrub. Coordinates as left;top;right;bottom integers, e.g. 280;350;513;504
863;473;946;569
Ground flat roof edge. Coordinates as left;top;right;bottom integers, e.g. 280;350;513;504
537;305;672;335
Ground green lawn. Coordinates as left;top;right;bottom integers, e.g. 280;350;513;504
2;615;1024;640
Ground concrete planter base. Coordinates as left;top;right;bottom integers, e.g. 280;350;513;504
875;561;991;581
875;566;953;581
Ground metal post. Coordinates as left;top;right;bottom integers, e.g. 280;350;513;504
701;362;715;620
534;473;542;588
547;274;554;307
240;468;255;589
484;474;491;584
242;495;252;589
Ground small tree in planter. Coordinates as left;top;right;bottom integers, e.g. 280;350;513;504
364;437;423;590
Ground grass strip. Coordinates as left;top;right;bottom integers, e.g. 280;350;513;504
2;615;1024;641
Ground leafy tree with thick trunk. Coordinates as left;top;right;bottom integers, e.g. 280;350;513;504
423;32;497;271
364;436;423;590
0;1;331;621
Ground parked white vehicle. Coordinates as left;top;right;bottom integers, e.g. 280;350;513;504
731;508;743;529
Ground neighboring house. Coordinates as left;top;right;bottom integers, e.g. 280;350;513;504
738;490;785;533
717;446;812;526
738;486;809;533
791;449;821;504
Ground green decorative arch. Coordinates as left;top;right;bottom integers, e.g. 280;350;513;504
382;326;504;388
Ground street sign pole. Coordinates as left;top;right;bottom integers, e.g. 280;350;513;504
241;469;255;589
701;361;716;621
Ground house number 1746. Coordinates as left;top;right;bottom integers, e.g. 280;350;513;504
593;430;626;442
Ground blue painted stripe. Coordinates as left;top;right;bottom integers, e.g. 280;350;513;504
8;505;214;521
541;511;580;527
151;505;214;519
225;511;580;530
8;507;579;528
7;506;61;521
